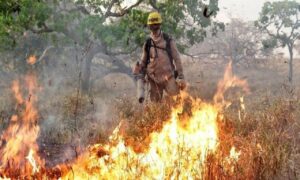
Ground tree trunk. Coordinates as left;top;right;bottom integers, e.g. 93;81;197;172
61;25;134;93
288;44;293;83
81;43;103;92
80;44;132;93
81;58;92;92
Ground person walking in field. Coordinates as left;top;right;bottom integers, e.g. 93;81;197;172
133;12;186;103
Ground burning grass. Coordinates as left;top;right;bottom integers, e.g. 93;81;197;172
116;94;300;179
0;63;299;179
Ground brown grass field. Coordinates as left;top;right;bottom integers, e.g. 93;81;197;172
0;57;299;179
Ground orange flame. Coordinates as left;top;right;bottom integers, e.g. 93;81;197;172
59;62;250;179
27;55;37;65
223;146;242;173
11;80;24;104
60;97;220;179
240;96;245;111
26;149;39;174
0;74;43;177
213;62;249;107
229;146;241;161
0;62;249;179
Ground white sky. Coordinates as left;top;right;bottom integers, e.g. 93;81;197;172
216;0;284;22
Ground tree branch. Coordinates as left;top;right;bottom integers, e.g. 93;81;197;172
149;0;159;10
29;23;54;34
35;46;55;64
104;0;118;17
57;3;91;15
288;13;299;40
276;20;284;37
104;0;143;18
292;33;300;42
76;5;90;15
264;27;277;39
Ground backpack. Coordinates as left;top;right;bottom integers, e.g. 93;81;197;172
144;32;178;78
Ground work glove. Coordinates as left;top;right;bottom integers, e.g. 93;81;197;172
177;78;187;90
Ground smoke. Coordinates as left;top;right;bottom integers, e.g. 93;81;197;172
0;29;140;167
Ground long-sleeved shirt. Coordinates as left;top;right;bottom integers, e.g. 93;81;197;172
140;32;184;83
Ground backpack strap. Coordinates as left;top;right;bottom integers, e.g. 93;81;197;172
144;37;152;67
162;33;175;70
144;33;178;78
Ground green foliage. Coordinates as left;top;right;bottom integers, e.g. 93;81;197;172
76;0;223;53
0;0;52;50
0;0;223;54
87;9;148;51
256;0;300;48
262;38;278;49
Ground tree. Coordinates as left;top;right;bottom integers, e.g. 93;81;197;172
255;0;300;83
188;18;263;67
0;0;52;49
215;19;261;65
0;0;224;92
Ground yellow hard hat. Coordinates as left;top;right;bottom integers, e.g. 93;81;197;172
147;12;162;25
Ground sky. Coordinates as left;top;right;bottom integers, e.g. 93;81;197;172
216;0;280;22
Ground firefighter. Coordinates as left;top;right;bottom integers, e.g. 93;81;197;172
133;11;186;103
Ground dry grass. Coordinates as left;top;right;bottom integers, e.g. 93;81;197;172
0;58;299;178
114;97;172;152
181;59;300;179
221;97;299;179
114;90;300;179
